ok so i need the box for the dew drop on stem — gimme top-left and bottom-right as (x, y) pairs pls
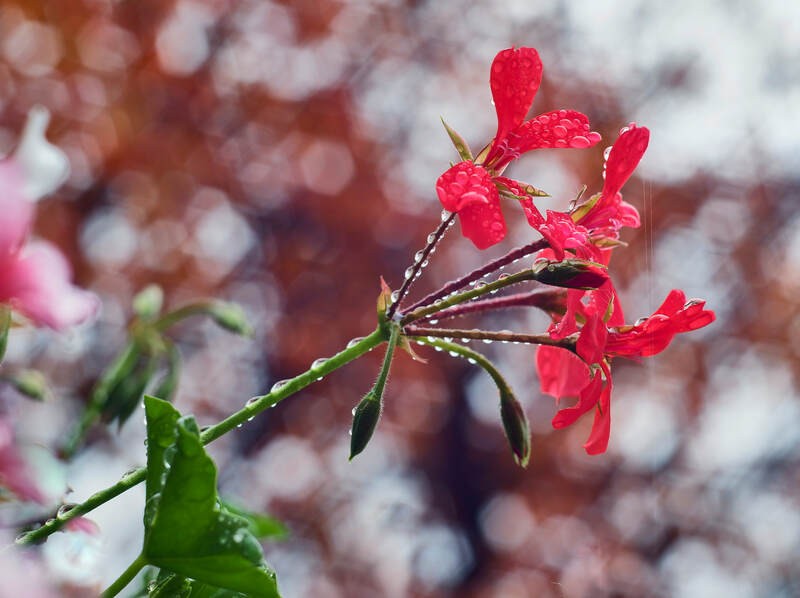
(311, 357), (328, 369)
(271, 379), (290, 393)
(347, 336), (365, 348)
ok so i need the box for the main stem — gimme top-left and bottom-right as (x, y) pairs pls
(101, 552), (147, 597)
(16, 327), (386, 546)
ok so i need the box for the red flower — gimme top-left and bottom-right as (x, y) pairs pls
(537, 286), (714, 454)
(574, 124), (649, 240)
(436, 47), (601, 249)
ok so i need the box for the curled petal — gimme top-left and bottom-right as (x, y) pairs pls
(551, 370), (603, 429)
(507, 110), (602, 156)
(436, 162), (506, 249)
(0, 161), (33, 257)
(489, 47), (543, 160)
(0, 241), (99, 330)
(436, 162), (495, 212)
(601, 124), (649, 200)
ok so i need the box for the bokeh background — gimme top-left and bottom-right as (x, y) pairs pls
(1, 1), (799, 596)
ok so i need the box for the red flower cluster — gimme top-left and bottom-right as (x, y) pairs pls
(436, 47), (601, 250)
(435, 47), (715, 454)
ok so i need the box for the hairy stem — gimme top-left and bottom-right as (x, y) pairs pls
(406, 326), (577, 349)
(387, 212), (456, 320)
(400, 269), (536, 325)
(419, 289), (564, 323)
(16, 327), (386, 546)
(403, 239), (548, 313)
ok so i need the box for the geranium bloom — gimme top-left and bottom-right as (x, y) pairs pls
(436, 47), (601, 249)
(0, 108), (98, 330)
(523, 124), (650, 262)
(537, 287), (714, 454)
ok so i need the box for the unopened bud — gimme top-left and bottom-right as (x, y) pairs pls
(532, 259), (608, 290)
(499, 389), (531, 468)
(209, 302), (253, 337)
(132, 284), (164, 319)
(349, 391), (382, 460)
(8, 369), (50, 401)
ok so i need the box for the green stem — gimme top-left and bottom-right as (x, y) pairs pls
(413, 337), (510, 392)
(372, 324), (400, 398)
(400, 269), (535, 325)
(100, 552), (147, 597)
(17, 327), (386, 546)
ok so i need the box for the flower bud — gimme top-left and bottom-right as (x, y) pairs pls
(132, 284), (164, 320)
(7, 369), (50, 401)
(208, 301), (253, 337)
(500, 390), (531, 468)
(499, 389), (531, 468)
(349, 391), (382, 460)
(532, 259), (608, 290)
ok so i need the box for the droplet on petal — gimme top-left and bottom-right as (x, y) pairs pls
(569, 136), (591, 148)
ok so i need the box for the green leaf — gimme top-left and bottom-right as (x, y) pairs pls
(148, 572), (248, 598)
(219, 501), (288, 540)
(440, 118), (473, 162)
(142, 396), (280, 597)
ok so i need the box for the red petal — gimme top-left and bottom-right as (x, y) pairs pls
(507, 110), (601, 156)
(583, 375), (612, 454)
(537, 345), (592, 399)
(436, 162), (495, 212)
(551, 371), (603, 429)
(489, 47), (543, 158)
(456, 189), (507, 249)
(602, 124), (649, 199)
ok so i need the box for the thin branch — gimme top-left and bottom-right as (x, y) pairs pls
(387, 212), (456, 320)
(406, 326), (577, 350)
(420, 289), (565, 323)
(402, 238), (548, 313)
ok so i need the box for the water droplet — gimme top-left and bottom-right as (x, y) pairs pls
(467, 358), (477, 365)
(347, 336), (365, 348)
(404, 267), (415, 279)
(414, 250), (425, 262)
(603, 146), (613, 160)
(57, 504), (76, 518)
(427, 336), (436, 342)
(448, 350), (459, 357)
(415, 341), (425, 346)
(497, 273), (510, 281)
(271, 379), (290, 393)
(428, 319), (439, 325)
(475, 281), (487, 290)
(311, 357), (328, 369)
(441, 209), (452, 222)
(427, 233), (436, 243)
(460, 338), (471, 344)
(351, 406), (357, 415)
(421, 260), (429, 267)
(247, 416), (255, 422)
(434, 346), (443, 352)
(390, 291), (400, 302)
(246, 396), (259, 407)
(482, 339), (493, 344)
(236, 423), (243, 429)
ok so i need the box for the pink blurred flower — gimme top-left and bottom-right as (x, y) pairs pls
(0, 108), (98, 330)
(0, 417), (44, 503)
